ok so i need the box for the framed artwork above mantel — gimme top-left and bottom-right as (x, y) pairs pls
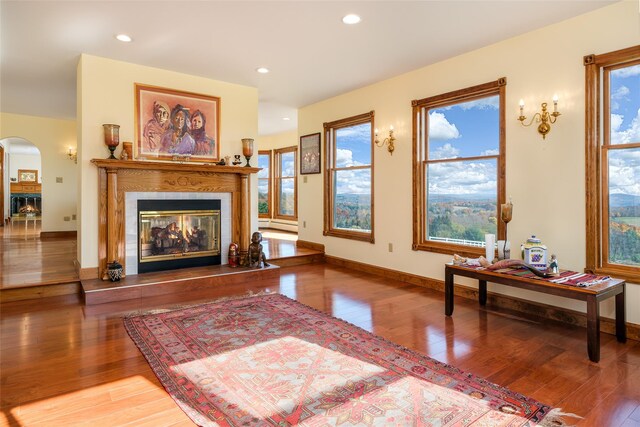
(134, 84), (221, 163)
(18, 169), (38, 183)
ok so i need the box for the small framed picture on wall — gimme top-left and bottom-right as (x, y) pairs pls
(299, 132), (321, 175)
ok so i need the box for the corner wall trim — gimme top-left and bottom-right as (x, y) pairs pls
(325, 255), (639, 342)
(296, 240), (325, 252)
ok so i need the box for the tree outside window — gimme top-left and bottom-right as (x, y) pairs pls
(323, 111), (375, 243)
(258, 150), (271, 218)
(585, 46), (640, 282)
(274, 146), (297, 220)
(412, 79), (506, 257)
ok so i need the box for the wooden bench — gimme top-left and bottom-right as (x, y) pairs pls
(444, 263), (626, 362)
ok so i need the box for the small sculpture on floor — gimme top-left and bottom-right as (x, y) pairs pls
(228, 242), (239, 268)
(248, 231), (269, 268)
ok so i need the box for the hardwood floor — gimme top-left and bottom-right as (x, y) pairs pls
(1, 263), (639, 426)
(0, 226), (301, 290)
(0, 219), (78, 289)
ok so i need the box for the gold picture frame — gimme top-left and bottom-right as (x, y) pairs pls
(135, 83), (221, 162)
(18, 169), (38, 182)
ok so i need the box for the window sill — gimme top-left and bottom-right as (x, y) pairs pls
(273, 214), (297, 221)
(412, 241), (491, 260)
(587, 266), (640, 284)
(324, 229), (374, 243)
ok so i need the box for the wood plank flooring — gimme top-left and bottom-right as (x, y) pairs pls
(0, 220), (78, 289)
(1, 263), (639, 426)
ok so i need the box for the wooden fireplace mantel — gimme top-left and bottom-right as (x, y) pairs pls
(92, 159), (260, 280)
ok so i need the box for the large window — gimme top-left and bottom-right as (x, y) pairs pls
(274, 146), (297, 220)
(323, 111), (374, 242)
(258, 150), (271, 218)
(585, 46), (640, 281)
(412, 78), (506, 257)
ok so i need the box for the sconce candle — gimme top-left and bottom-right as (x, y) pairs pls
(103, 124), (120, 159)
(67, 147), (78, 164)
(241, 138), (254, 167)
(517, 97), (561, 140)
(374, 126), (396, 155)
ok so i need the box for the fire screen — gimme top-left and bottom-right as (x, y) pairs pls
(139, 209), (220, 263)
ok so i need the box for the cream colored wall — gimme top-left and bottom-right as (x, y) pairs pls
(298, 1), (640, 324)
(258, 130), (299, 231)
(8, 153), (41, 181)
(77, 54), (259, 270)
(0, 113), (78, 231)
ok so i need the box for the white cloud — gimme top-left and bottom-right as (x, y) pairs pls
(609, 148), (640, 196)
(336, 148), (365, 167)
(613, 64), (640, 78)
(481, 149), (499, 156)
(431, 143), (460, 160)
(611, 108), (640, 145)
(429, 112), (460, 140)
(611, 86), (630, 111)
(335, 168), (371, 195)
(428, 161), (496, 195)
(612, 86), (630, 99)
(458, 96), (499, 110)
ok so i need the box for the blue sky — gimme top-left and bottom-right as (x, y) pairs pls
(427, 95), (499, 197)
(428, 95), (499, 160)
(333, 123), (372, 195)
(609, 64), (640, 197)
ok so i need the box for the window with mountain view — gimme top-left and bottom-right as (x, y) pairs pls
(323, 111), (374, 242)
(258, 150), (271, 218)
(274, 146), (297, 220)
(585, 47), (639, 281)
(412, 79), (506, 256)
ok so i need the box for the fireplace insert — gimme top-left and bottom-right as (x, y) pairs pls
(138, 199), (221, 273)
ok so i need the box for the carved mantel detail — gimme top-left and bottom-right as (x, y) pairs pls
(92, 159), (260, 280)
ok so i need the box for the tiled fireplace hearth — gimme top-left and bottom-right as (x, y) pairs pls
(92, 159), (260, 281)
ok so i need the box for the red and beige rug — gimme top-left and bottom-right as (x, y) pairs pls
(125, 293), (565, 426)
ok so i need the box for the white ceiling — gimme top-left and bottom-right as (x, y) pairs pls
(1, 1), (616, 136)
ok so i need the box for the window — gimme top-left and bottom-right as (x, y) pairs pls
(412, 78), (506, 257)
(258, 150), (271, 218)
(323, 111), (374, 242)
(585, 46), (640, 281)
(274, 146), (297, 220)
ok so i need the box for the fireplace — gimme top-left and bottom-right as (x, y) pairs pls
(137, 199), (221, 273)
(92, 159), (258, 281)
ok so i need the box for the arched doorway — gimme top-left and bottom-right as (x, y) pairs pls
(0, 137), (42, 237)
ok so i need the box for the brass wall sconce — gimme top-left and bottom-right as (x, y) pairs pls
(517, 96), (561, 139)
(67, 147), (77, 164)
(374, 126), (396, 155)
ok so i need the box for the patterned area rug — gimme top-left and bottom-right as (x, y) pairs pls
(125, 294), (564, 426)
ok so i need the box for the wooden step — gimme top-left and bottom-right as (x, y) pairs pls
(82, 264), (280, 305)
(270, 252), (325, 267)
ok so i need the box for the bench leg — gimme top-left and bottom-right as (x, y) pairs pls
(587, 295), (600, 363)
(445, 270), (454, 316)
(616, 284), (626, 343)
(478, 280), (487, 306)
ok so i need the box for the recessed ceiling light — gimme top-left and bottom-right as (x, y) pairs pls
(283, 117), (290, 121)
(256, 67), (270, 74)
(342, 14), (361, 25)
(116, 34), (132, 42)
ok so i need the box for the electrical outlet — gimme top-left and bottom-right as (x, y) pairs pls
(388, 243), (393, 252)
(64, 216), (70, 221)
(72, 214), (76, 220)
(303, 221), (306, 228)
(56, 177), (63, 183)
